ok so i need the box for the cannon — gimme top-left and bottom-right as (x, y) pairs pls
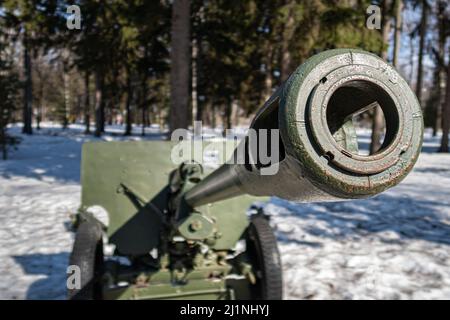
(68, 49), (423, 300)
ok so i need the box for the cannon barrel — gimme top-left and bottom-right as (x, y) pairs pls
(184, 49), (423, 208)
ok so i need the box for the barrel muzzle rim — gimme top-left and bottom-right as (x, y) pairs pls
(281, 48), (423, 198)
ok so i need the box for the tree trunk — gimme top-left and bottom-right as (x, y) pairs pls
(226, 99), (232, 130)
(408, 33), (415, 85)
(36, 82), (43, 130)
(415, 0), (428, 105)
(192, 37), (198, 131)
(94, 71), (104, 137)
(202, 102), (211, 127)
(141, 76), (148, 136)
(263, 43), (274, 103)
(1, 141), (6, 160)
(84, 72), (91, 134)
(1, 132), (6, 160)
(196, 102), (203, 124)
(124, 70), (133, 136)
(392, 0), (403, 68)
(35, 67), (43, 131)
(36, 87), (42, 130)
(370, 0), (392, 154)
(1, 124), (6, 160)
(196, 27), (206, 124)
(280, 2), (295, 82)
(36, 110), (41, 130)
(439, 56), (450, 153)
(432, 67), (443, 137)
(63, 69), (70, 129)
(106, 96), (113, 126)
(211, 103), (216, 129)
(231, 100), (239, 127)
(141, 107), (146, 136)
(222, 99), (232, 136)
(433, 0), (446, 137)
(169, 0), (191, 135)
(22, 31), (33, 135)
(159, 106), (165, 130)
(146, 107), (151, 126)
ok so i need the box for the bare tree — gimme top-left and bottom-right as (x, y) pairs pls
(431, 0), (447, 136)
(415, 0), (429, 105)
(393, 0), (403, 67)
(439, 56), (450, 153)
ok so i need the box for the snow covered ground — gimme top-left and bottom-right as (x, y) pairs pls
(0, 123), (449, 300)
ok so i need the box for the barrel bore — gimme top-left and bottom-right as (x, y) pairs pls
(325, 80), (399, 156)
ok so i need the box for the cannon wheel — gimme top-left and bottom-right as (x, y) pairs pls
(67, 220), (104, 300)
(246, 214), (283, 300)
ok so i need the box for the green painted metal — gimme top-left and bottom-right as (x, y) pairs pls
(81, 141), (171, 255)
(177, 212), (215, 241)
(195, 196), (261, 251)
(80, 140), (258, 255)
(102, 266), (235, 300)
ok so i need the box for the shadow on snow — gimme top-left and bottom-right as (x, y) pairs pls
(13, 252), (69, 300)
(271, 193), (450, 246)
